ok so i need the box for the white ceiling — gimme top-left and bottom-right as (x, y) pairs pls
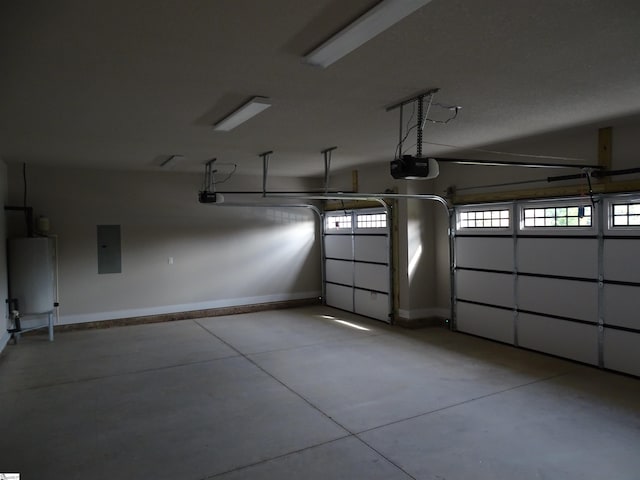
(1, 0), (640, 177)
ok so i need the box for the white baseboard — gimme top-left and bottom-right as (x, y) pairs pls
(398, 307), (450, 320)
(58, 291), (321, 325)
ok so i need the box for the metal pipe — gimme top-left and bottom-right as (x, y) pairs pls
(216, 190), (356, 195)
(450, 164), (640, 193)
(4, 206), (34, 237)
(546, 172), (587, 183)
(455, 177), (554, 192)
(209, 201), (321, 217)
(435, 157), (603, 170)
(264, 192), (450, 213)
(592, 166), (640, 178)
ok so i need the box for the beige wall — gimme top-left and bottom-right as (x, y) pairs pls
(6, 165), (321, 324)
(401, 181), (450, 320)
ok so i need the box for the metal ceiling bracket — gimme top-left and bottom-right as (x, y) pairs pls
(203, 158), (217, 193)
(322, 146), (338, 194)
(260, 151), (273, 197)
(388, 88), (439, 160)
(386, 88), (440, 112)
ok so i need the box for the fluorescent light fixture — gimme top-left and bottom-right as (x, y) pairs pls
(160, 155), (184, 169)
(304, 0), (433, 68)
(214, 97), (271, 131)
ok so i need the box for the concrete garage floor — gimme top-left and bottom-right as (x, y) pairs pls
(1, 306), (639, 479)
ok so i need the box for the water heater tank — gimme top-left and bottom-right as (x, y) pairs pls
(8, 237), (55, 314)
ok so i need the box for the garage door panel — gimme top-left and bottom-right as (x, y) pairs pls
(456, 270), (513, 307)
(456, 237), (513, 271)
(325, 283), (353, 312)
(518, 277), (598, 323)
(325, 235), (352, 260)
(604, 239), (640, 283)
(354, 263), (388, 293)
(456, 302), (514, 344)
(518, 238), (597, 278)
(603, 284), (640, 330)
(454, 199), (640, 378)
(324, 209), (390, 323)
(325, 259), (353, 286)
(354, 236), (387, 263)
(518, 313), (598, 365)
(354, 290), (389, 322)
(603, 329), (640, 377)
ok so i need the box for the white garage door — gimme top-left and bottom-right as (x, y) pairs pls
(453, 195), (640, 377)
(324, 208), (391, 323)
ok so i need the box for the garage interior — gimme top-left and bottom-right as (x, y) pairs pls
(1, 1), (640, 479)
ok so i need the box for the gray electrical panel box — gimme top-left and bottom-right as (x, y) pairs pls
(97, 225), (122, 274)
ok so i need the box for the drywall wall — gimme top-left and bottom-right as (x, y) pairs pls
(401, 181), (450, 321)
(5, 165), (321, 324)
(0, 160), (9, 350)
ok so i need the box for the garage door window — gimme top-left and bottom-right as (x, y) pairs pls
(523, 205), (592, 228)
(612, 202), (640, 227)
(357, 213), (387, 229)
(457, 209), (510, 229)
(326, 215), (351, 230)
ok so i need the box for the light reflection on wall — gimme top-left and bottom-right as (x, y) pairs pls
(407, 219), (423, 282)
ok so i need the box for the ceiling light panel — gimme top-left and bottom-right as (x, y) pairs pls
(214, 97), (271, 131)
(305, 0), (434, 68)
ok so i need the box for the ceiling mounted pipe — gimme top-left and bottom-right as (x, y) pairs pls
(264, 192), (451, 213)
(434, 157), (603, 170)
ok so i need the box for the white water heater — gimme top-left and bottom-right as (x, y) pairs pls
(8, 237), (56, 314)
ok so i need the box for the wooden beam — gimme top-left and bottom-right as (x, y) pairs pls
(352, 170), (359, 193)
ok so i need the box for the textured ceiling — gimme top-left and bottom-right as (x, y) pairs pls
(1, 0), (640, 177)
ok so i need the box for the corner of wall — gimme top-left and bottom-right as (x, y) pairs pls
(0, 159), (9, 353)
